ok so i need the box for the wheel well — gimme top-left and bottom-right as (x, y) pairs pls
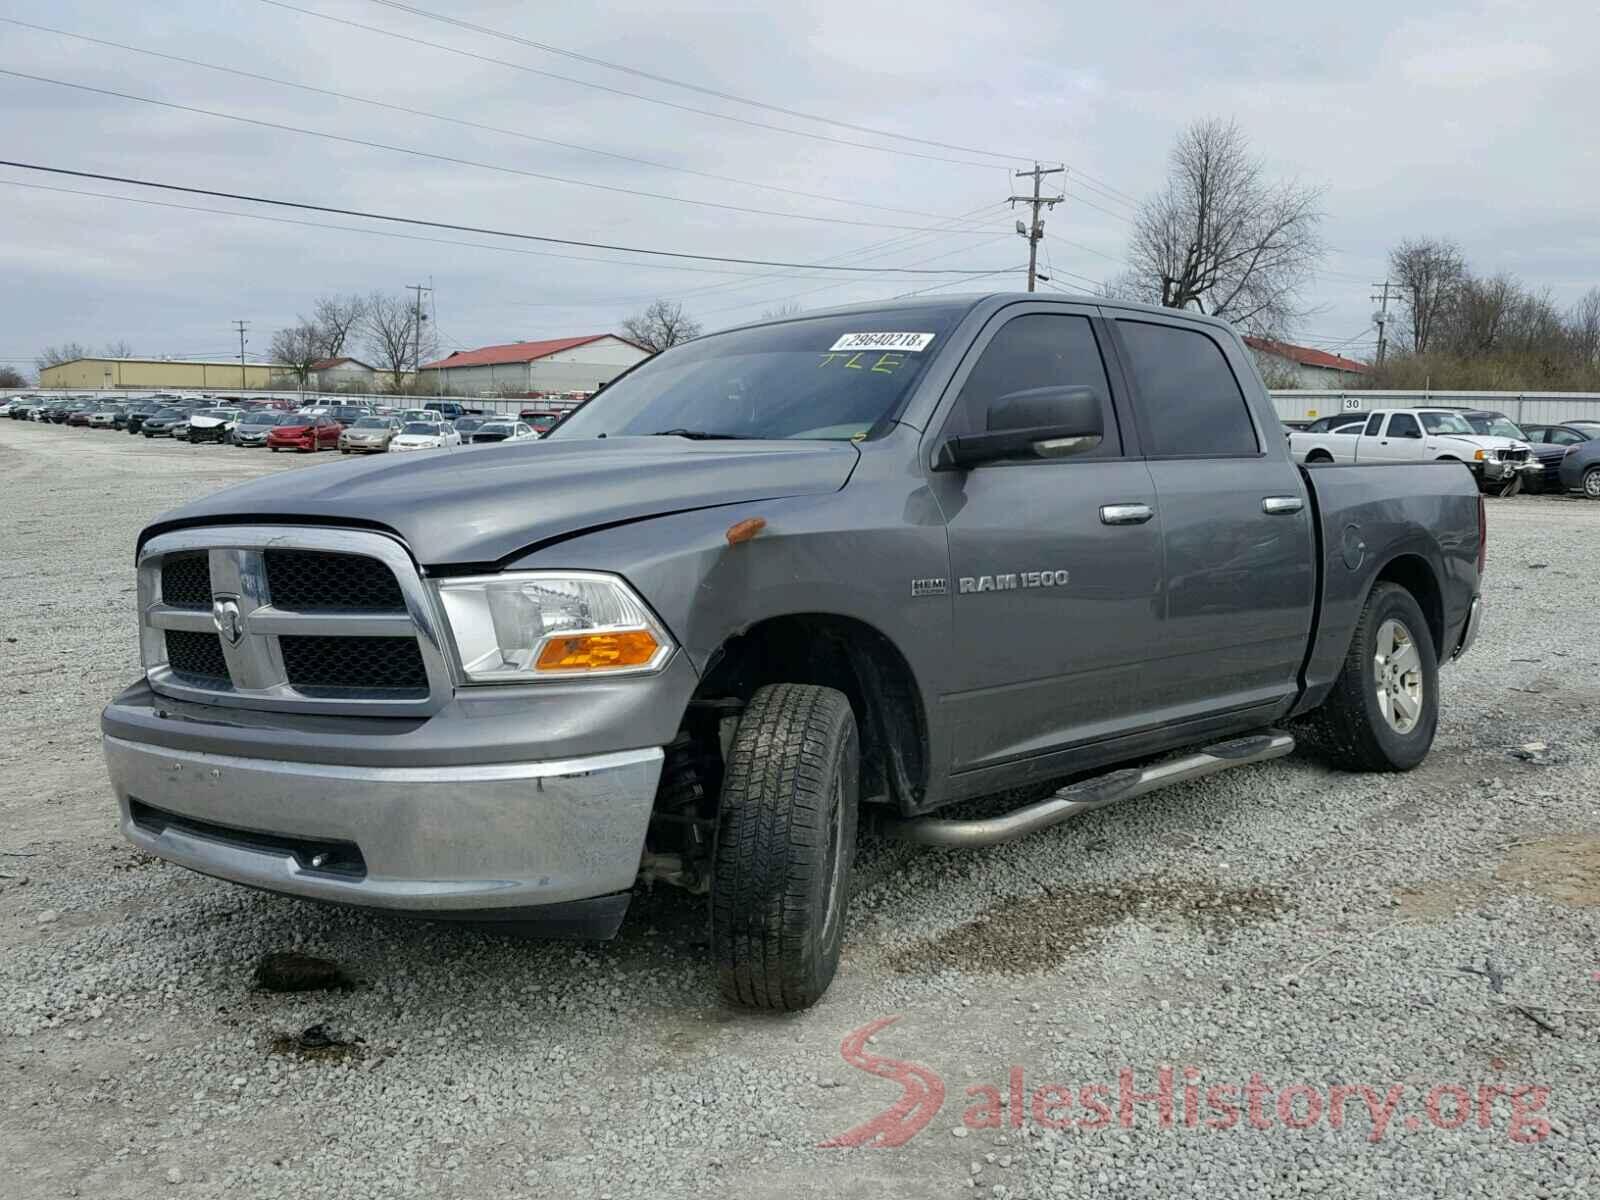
(695, 615), (929, 809)
(1305, 450), (1333, 463)
(1374, 555), (1444, 656)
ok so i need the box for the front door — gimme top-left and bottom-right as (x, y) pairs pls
(927, 305), (1165, 773)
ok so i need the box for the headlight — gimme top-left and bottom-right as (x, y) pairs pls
(433, 571), (673, 683)
(1473, 449), (1487, 461)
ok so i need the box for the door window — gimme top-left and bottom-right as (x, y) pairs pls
(1117, 321), (1258, 456)
(946, 313), (1120, 458)
(1549, 429), (1584, 446)
(1364, 413), (1385, 436)
(1387, 413), (1423, 439)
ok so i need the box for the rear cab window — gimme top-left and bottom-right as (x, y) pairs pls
(1115, 320), (1258, 457)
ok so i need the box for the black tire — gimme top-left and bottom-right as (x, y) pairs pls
(1584, 467), (1600, 500)
(1296, 582), (1438, 772)
(712, 683), (859, 1012)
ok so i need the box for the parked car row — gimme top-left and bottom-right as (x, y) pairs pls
(3, 394), (547, 456)
(1286, 405), (1600, 498)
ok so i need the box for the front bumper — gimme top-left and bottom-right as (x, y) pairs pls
(1474, 457), (1541, 483)
(105, 735), (664, 919)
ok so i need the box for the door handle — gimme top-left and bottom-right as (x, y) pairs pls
(1262, 496), (1304, 515)
(1100, 503), (1154, 525)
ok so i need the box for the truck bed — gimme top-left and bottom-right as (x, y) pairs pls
(1293, 459), (1482, 715)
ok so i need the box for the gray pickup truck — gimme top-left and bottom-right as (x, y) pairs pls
(102, 294), (1485, 1010)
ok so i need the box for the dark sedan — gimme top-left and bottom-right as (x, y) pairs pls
(1521, 425), (1593, 491)
(121, 402), (164, 433)
(1557, 433), (1600, 499)
(140, 408), (191, 438)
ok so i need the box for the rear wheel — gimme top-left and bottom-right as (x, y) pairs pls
(711, 683), (859, 1012)
(1295, 582), (1438, 772)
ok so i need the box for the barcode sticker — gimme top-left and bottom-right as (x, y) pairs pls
(827, 332), (936, 353)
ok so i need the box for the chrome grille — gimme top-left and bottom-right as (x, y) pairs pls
(137, 526), (452, 715)
(160, 554), (212, 609)
(264, 550), (405, 612)
(279, 635), (428, 694)
(165, 629), (229, 684)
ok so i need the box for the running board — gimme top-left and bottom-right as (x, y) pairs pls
(880, 730), (1296, 848)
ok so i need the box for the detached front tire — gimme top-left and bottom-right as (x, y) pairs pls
(1297, 582), (1438, 772)
(712, 683), (859, 1012)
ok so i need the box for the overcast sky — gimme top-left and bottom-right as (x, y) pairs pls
(3, 0), (1596, 372)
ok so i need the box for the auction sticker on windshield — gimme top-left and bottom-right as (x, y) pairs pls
(828, 332), (937, 353)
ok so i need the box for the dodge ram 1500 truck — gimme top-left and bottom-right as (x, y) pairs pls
(103, 294), (1485, 1011)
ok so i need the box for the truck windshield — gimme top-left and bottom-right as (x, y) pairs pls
(1466, 414), (1526, 439)
(550, 308), (965, 442)
(1419, 412), (1475, 435)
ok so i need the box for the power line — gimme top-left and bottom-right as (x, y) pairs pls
(362, 0), (1141, 204)
(258, 0), (1001, 171)
(0, 161), (1022, 275)
(893, 265), (1028, 300)
(0, 17), (1004, 229)
(0, 69), (1011, 236)
(364, 0), (1035, 168)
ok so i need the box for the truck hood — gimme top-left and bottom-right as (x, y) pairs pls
(1429, 433), (1527, 453)
(141, 436), (860, 565)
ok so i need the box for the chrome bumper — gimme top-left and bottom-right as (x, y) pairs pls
(1453, 596), (1484, 660)
(104, 736), (663, 912)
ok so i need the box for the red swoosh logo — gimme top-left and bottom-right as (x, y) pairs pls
(818, 1015), (945, 1148)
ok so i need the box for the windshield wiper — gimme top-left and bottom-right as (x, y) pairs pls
(648, 429), (751, 440)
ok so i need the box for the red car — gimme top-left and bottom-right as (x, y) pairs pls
(267, 414), (342, 452)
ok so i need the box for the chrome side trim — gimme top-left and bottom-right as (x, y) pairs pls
(138, 524), (456, 716)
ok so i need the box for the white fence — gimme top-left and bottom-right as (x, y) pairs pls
(10, 387), (1600, 430)
(1269, 390), (1600, 427)
(0, 389), (574, 419)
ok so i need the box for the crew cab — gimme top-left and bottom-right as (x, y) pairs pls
(102, 295), (1485, 1011)
(1289, 407), (1539, 495)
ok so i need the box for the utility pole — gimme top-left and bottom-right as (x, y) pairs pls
(1010, 163), (1065, 292)
(232, 320), (249, 390)
(406, 283), (431, 394)
(1370, 281), (1400, 367)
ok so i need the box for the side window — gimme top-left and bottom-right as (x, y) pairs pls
(1387, 413), (1422, 439)
(948, 313), (1120, 459)
(1364, 413), (1385, 436)
(1117, 321), (1258, 456)
(1550, 429), (1581, 446)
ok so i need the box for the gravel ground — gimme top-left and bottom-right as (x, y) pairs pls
(2, 417), (1599, 1199)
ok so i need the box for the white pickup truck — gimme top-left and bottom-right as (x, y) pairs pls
(1288, 407), (1539, 495)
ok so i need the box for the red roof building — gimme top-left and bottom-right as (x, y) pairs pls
(418, 334), (650, 397)
(1244, 336), (1371, 386)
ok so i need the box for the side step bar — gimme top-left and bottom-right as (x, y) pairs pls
(880, 730), (1296, 848)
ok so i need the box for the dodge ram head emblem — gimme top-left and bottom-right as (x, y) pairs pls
(211, 597), (244, 647)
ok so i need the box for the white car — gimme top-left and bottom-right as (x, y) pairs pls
(186, 408), (243, 444)
(389, 421), (462, 452)
(396, 408), (444, 425)
(466, 420), (538, 445)
(1289, 407), (1540, 495)
(87, 404), (126, 428)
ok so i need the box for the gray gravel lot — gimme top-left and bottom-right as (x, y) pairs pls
(2, 417), (1599, 1198)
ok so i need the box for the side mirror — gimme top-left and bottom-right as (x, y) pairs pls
(934, 385), (1104, 471)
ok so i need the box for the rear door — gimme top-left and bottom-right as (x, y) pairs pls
(1108, 315), (1315, 720)
(927, 303), (1165, 772)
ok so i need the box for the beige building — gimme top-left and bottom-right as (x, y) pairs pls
(39, 358), (284, 391)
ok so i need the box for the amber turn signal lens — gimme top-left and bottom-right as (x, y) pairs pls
(535, 629), (660, 671)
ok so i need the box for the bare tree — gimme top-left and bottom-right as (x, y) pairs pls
(37, 342), (90, 370)
(1388, 237), (1464, 354)
(621, 299), (702, 353)
(1569, 287), (1600, 368)
(360, 291), (436, 393)
(313, 293), (369, 359)
(101, 339), (136, 359)
(1126, 118), (1325, 335)
(760, 302), (804, 320)
(270, 322), (326, 388)
(0, 365), (26, 389)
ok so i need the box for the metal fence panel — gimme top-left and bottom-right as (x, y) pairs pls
(1270, 390), (1600, 427)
